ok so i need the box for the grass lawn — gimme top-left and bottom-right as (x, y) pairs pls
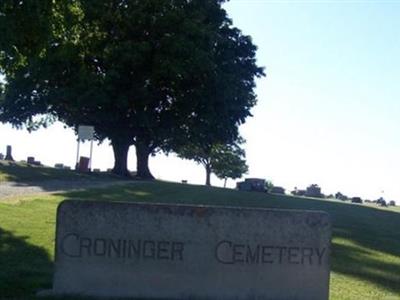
(1, 177), (400, 299)
(0, 160), (122, 183)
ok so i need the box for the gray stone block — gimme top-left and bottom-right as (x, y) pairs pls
(52, 201), (331, 300)
(5, 145), (14, 161)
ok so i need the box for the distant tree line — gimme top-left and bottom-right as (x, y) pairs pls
(236, 179), (397, 207)
(290, 185), (396, 207)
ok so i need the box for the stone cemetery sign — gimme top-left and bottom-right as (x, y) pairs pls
(52, 200), (331, 300)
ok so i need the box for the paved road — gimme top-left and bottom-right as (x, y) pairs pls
(0, 179), (129, 199)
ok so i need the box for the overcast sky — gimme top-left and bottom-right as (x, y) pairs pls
(1, 0), (400, 202)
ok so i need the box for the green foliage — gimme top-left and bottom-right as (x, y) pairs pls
(265, 180), (274, 191)
(177, 142), (248, 185)
(0, 0), (264, 177)
(0, 79), (4, 104)
(212, 144), (248, 181)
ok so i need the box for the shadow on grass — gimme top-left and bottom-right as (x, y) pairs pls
(332, 241), (400, 294)
(0, 161), (128, 193)
(0, 227), (53, 298)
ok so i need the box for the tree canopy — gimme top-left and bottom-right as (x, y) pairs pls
(212, 144), (248, 187)
(178, 142), (247, 186)
(0, 0), (264, 178)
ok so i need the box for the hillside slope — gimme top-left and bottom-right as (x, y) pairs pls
(0, 172), (399, 299)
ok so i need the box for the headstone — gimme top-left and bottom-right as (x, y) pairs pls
(55, 163), (64, 169)
(33, 160), (41, 166)
(0, 153), (4, 160)
(27, 156), (35, 164)
(244, 178), (266, 192)
(236, 181), (252, 191)
(5, 145), (14, 161)
(78, 156), (90, 172)
(270, 186), (286, 194)
(51, 201), (332, 300)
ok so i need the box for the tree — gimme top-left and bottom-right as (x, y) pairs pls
(178, 142), (247, 186)
(0, 0), (264, 178)
(335, 192), (348, 201)
(305, 184), (323, 198)
(265, 180), (274, 192)
(212, 144), (248, 187)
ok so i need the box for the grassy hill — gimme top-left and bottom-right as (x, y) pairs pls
(0, 164), (399, 299)
(0, 160), (122, 182)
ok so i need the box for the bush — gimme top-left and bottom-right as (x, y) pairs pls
(335, 192), (348, 201)
(305, 184), (323, 198)
(376, 198), (387, 207)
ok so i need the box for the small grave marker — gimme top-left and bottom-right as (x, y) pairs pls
(5, 145), (14, 161)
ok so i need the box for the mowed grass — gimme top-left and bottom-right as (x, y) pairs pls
(0, 160), (121, 183)
(1, 179), (400, 299)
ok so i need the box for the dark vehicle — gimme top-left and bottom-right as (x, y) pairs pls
(351, 197), (363, 204)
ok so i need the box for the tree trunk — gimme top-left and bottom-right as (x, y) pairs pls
(135, 142), (155, 179)
(111, 140), (131, 177)
(205, 164), (211, 186)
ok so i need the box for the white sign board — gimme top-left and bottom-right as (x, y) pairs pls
(78, 125), (94, 140)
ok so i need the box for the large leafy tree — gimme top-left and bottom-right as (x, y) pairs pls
(0, 0), (264, 178)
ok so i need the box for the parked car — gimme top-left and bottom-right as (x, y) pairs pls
(351, 197), (363, 204)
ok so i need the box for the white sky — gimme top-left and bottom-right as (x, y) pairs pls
(1, 1), (400, 202)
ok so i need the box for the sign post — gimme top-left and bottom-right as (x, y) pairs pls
(76, 125), (95, 171)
